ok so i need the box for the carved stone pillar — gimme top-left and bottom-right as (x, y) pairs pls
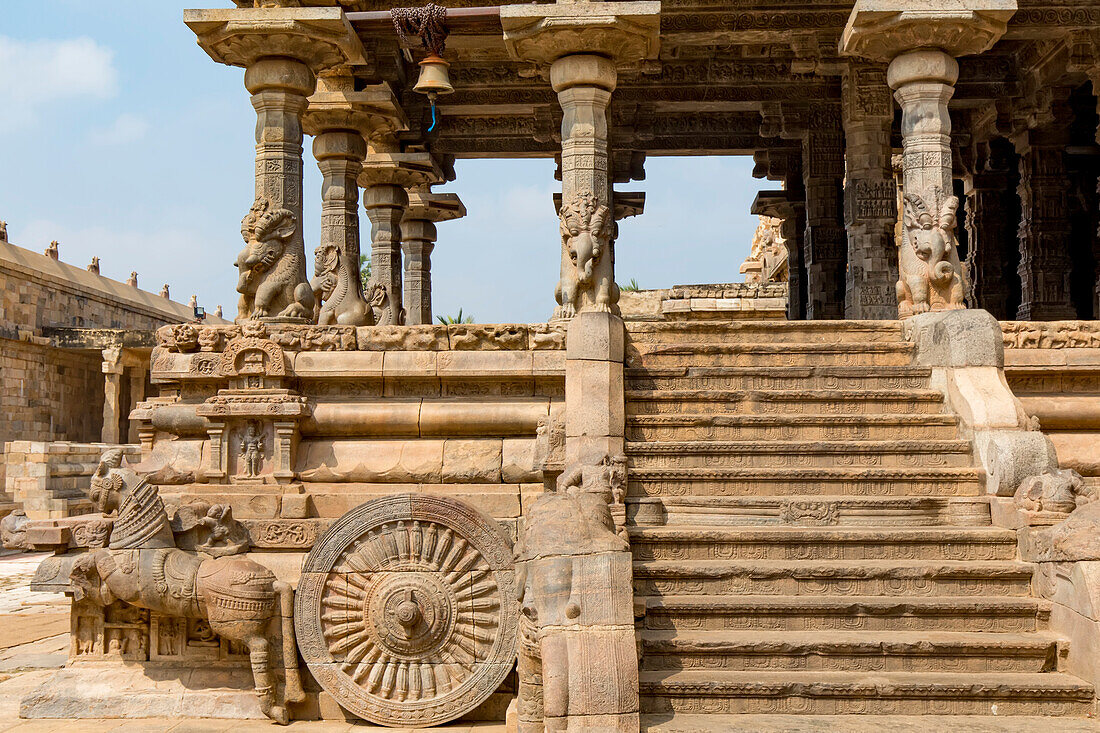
(842, 62), (899, 319)
(100, 348), (123, 444)
(126, 365), (146, 444)
(1015, 110), (1077, 320)
(802, 107), (847, 320)
(304, 78), (407, 326)
(186, 6), (364, 321)
(964, 143), (1018, 319)
(752, 189), (804, 320)
(360, 153), (443, 326)
(841, 0), (1016, 318)
(402, 191), (466, 325)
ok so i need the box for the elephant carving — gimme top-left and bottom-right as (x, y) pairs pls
(236, 199), (315, 322)
(897, 189), (967, 317)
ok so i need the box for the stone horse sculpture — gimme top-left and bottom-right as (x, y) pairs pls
(68, 450), (303, 723)
(897, 189), (967, 317)
(310, 242), (373, 326)
(236, 198), (315, 322)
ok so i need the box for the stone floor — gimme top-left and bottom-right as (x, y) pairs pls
(1, 550), (1099, 731)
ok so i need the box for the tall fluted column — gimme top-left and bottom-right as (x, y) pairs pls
(841, 0), (1016, 318)
(802, 106), (847, 320)
(402, 191), (466, 325)
(842, 62), (898, 319)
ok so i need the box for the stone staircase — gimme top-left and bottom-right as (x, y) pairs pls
(623, 321), (1095, 721)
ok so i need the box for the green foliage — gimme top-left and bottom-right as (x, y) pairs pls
(619, 278), (641, 292)
(437, 308), (475, 325)
(359, 255), (371, 289)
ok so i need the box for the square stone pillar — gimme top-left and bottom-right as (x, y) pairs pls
(126, 365), (146, 444)
(186, 6), (365, 322)
(964, 141), (1019, 319)
(100, 347), (124, 444)
(802, 106), (847, 320)
(359, 153), (444, 326)
(842, 61), (899, 319)
(841, 0), (1017, 318)
(1014, 98), (1077, 320)
(402, 191), (466, 325)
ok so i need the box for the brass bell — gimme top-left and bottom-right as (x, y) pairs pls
(413, 53), (454, 99)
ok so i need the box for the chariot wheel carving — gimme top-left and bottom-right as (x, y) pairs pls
(295, 494), (518, 727)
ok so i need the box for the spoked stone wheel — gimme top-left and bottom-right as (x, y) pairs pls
(295, 494), (518, 727)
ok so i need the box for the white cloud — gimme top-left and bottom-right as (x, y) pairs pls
(89, 113), (149, 145)
(0, 35), (117, 130)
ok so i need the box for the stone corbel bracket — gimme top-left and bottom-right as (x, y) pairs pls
(906, 309), (1058, 498)
(358, 152), (445, 190)
(185, 6), (366, 72)
(840, 0), (1018, 62)
(303, 82), (409, 139)
(500, 1), (661, 66)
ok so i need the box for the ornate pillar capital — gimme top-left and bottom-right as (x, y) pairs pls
(840, 1), (1016, 64)
(500, 1), (660, 68)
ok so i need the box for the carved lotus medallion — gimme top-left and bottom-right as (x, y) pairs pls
(295, 494), (518, 727)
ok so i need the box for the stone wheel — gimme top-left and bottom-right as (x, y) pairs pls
(295, 494), (518, 727)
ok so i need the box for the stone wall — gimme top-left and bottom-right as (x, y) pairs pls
(0, 238), (208, 505)
(1003, 321), (1100, 479)
(3, 441), (141, 519)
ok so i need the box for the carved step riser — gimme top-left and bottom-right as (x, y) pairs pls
(627, 480), (984, 498)
(627, 401), (945, 416)
(629, 353), (915, 368)
(628, 454), (973, 470)
(640, 652), (1057, 674)
(631, 542), (1016, 563)
(626, 424), (959, 442)
(625, 331), (907, 346)
(637, 695), (1092, 717)
(634, 577), (1032, 598)
(626, 376), (931, 391)
(644, 611), (1047, 634)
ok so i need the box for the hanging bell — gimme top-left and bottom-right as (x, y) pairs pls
(413, 53), (454, 98)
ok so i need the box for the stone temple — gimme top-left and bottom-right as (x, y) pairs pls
(6, 0), (1100, 730)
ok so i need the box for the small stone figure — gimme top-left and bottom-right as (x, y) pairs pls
(556, 190), (614, 319)
(236, 198), (314, 321)
(160, 284), (170, 298)
(214, 305), (223, 319)
(87, 257), (100, 274)
(1, 509), (29, 550)
(196, 504), (249, 558)
(310, 242), (372, 326)
(0, 221), (7, 242)
(239, 421), (265, 478)
(45, 241), (59, 260)
(127, 271), (138, 287)
(897, 189), (967, 317)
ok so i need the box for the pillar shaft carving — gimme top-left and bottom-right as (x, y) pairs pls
(843, 62), (898, 319)
(401, 191), (465, 326)
(965, 166), (1016, 319)
(841, 1), (1015, 319)
(802, 106), (847, 320)
(1016, 125), (1076, 320)
(359, 154), (445, 327)
(552, 55), (618, 320)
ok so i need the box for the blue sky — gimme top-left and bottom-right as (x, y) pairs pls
(1, 1), (761, 323)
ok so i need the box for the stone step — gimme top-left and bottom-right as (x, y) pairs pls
(643, 595), (1052, 634)
(626, 440), (973, 470)
(626, 414), (960, 442)
(625, 389), (945, 416)
(638, 670), (1094, 716)
(625, 366), (932, 392)
(628, 526), (1018, 562)
(626, 343), (915, 369)
(625, 320), (907, 345)
(639, 630), (1065, 674)
(627, 467), (985, 499)
(641, 714), (1099, 733)
(632, 559), (1035, 598)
